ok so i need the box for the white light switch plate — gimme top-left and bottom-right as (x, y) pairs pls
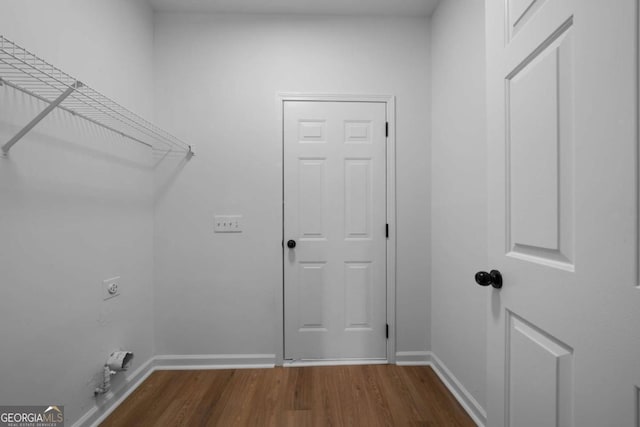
(214, 215), (243, 233)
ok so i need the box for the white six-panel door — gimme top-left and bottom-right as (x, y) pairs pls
(283, 101), (387, 361)
(486, 0), (640, 426)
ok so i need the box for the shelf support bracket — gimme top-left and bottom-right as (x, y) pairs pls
(2, 81), (82, 156)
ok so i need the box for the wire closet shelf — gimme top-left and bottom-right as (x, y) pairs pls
(0, 35), (192, 156)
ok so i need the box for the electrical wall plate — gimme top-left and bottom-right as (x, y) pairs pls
(102, 276), (121, 300)
(214, 215), (243, 233)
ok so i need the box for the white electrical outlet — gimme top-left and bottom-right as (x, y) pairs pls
(214, 215), (243, 233)
(102, 276), (121, 300)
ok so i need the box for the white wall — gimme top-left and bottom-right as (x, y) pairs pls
(153, 13), (432, 358)
(430, 0), (487, 414)
(0, 1), (155, 425)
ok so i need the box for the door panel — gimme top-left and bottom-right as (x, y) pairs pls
(298, 159), (326, 238)
(344, 262), (373, 330)
(486, 0), (640, 426)
(297, 262), (327, 331)
(506, 20), (574, 269)
(508, 0), (549, 39)
(284, 101), (387, 361)
(345, 159), (373, 239)
(507, 312), (573, 427)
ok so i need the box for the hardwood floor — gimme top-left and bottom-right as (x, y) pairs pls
(101, 365), (476, 426)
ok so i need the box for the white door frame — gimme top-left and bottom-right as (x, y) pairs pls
(276, 93), (397, 366)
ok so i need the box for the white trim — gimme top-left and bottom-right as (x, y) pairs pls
(276, 92), (397, 365)
(72, 354), (276, 426)
(385, 96), (397, 364)
(154, 353), (276, 370)
(277, 92), (396, 106)
(283, 359), (388, 367)
(506, 251), (575, 272)
(395, 351), (431, 365)
(72, 351), (485, 427)
(393, 352), (486, 426)
(429, 352), (487, 427)
(72, 356), (156, 427)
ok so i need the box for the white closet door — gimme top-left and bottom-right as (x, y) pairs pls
(283, 101), (387, 362)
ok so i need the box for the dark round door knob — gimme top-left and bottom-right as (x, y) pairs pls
(475, 270), (502, 289)
(287, 239), (296, 249)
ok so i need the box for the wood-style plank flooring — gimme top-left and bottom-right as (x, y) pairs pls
(101, 365), (476, 426)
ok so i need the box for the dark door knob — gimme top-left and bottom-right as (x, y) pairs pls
(287, 239), (296, 249)
(475, 270), (502, 289)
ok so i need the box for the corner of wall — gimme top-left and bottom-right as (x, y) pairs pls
(428, 0), (488, 417)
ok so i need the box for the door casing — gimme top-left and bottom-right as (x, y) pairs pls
(276, 93), (397, 366)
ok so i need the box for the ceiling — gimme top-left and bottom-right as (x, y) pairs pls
(147, 0), (442, 17)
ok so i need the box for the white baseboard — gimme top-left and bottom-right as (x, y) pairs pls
(428, 352), (487, 427)
(283, 359), (387, 367)
(73, 352), (484, 427)
(73, 353), (276, 427)
(394, 351), (486, 426)
(395, 351), (431, 365)
(154, 353), (276, 370)
(72, 357), (156, 427)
